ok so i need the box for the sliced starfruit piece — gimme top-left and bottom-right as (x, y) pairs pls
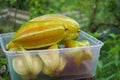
(65, 40), (83, 66)
(81, 50), (92, 60)
(30, 14), (80, 40)
(7, 20), (66, 49)
(78, 40), (92, 60)
(12, 52), (43, 79)
(65, 40), (92, 66)
(39, 44), (67, 77)
(78, 40), (90, 46)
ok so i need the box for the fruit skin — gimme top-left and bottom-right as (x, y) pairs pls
(6, 14), (80, 50)
(7, 20), (66, 49)
(6, 41), (21, 51)
(12, 53), (43, 79)
(78, 40), (92, 60)
(65, 40), (83, 66)
(78, 40), (90, 46)
(30, 14), (80, 40)
(39, 44), (67, 77)
(65, 40), (92, 66)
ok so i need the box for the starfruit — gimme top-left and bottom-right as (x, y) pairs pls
(65, 40), (83, 66)
(78, 40), (92, 60)
(6, 41), (21, 51)
(12, 52), (43, 79)
(6, 20), (66, 50)
(39, 44), (67, 77)
(65, 40), (92, 66)
(29, 14), (80, 40)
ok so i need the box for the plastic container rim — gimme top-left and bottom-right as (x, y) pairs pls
(0, 31), (104, 55)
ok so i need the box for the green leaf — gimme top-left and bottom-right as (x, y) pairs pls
(109, 33), (117, 39)
(106, 73), (120, 80)
(97, 60), (103, 69)
(10, 0), (17, 4)
(108, 45), (119, 54)
(114, 53), (119, 66)
(103, 61), (114, 68)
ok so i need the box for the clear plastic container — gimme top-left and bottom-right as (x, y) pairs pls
(0, 31), (103, 80)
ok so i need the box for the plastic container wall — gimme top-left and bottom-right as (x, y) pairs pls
(0, 31), (103, 80)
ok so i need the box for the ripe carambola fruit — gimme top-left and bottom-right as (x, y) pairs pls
(6, 14), (80, 50)
(6, 41), (21, 51)
(30, 14), (80, 40)
(65, 40), (83, 66)
(39, 44), (67, 77)
(78, 40), (92, 60)
(7, 20), (66, 49)
(12, 53), (43, 79)
(65, 40), (92, 66)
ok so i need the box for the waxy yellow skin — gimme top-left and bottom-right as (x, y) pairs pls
(12, 53), (43, 79)
(6, 20), (66, 50)
(6, 14), (80, 50)
(65, 40), (92, 66)
(39, 44), (67, 77)
(30, 14), (80, 40)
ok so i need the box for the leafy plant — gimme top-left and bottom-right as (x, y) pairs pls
(0, 77), (8, 80)
(0, 55), (8, 79)
(0, 0), (120, 80)
(96, 33), (120, 80)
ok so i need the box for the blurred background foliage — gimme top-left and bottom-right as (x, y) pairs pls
(0, 0), (120, 80)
